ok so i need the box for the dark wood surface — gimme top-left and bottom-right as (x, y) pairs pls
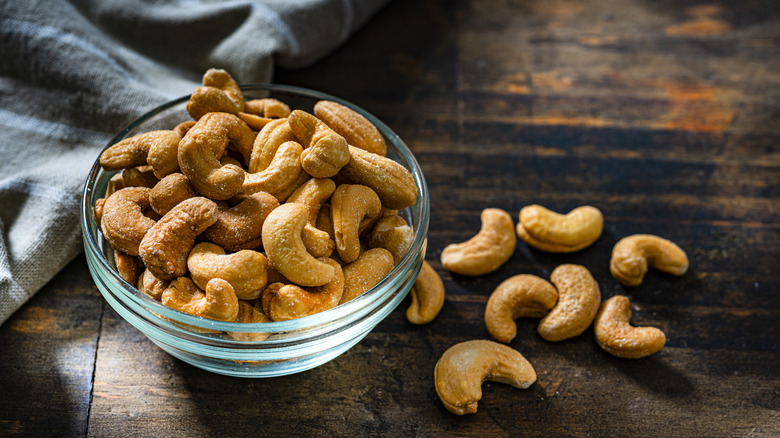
(2, 0), (779, 436)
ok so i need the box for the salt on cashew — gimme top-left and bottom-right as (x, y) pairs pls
(610, 234), (689, 287)
(245, 98), (291, 119)
(178, 112), (254, 200)
(300, 224), (336, 258)
(248, 118), (297, 173)
(99, 131), (181, 177)
(331, 184), (382, 264)
(516, 205), (603, 253)
(161, 277), (239, 322)
(226, 301), (272, 342)
(538, 264), (601, 342)
(484, 274), (558, 343)
(314, 100), (387, 156)
(288, 109), (351, 178)
(340, 145), (417, 210)
(286, 178), (337, 225)
(368, 214), (413, 264)
(242, 140), (308, 202)
(186, 68), (245, 119)
(138, 197), (219, 280)
(440, 208), (516, 276)
(203, 191), (279, 251)
(187, 242), (268, 300)
(149, 173), (196, 216)
(407, 261), (445, 325)
(261, 203), (335, 287)
(340, 248), (395, 304)
(114, 250), (142, 286)
(137, 268), (169, 301)
(434, 340), (537, 415)
(100, 187), (156, 256)
(594, 295), (666, 358)
(261, 258), (345, 321)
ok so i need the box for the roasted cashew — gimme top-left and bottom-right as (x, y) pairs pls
(300, 224), (336, 258)
(203, 68), (244, 111)
(434, 340), (537, 415)
(187, 242), (268, 300)
(261, 258), (344, 321)
(538, 264), (601, 341)
(121, 165), (159, 188)
(314, 100), (387, 156)
(186, 68), (245, 119)
(149, 173), (195, 216)
(138, 197), (219, 280)
(242, 140), (307, 201)
(485, 274), (558, 343)
(248, 118), (297, 173)
(407, 261), (445, 325)
(261, 203), (335, 287)
(237, 112), (272, 131)
(340, 145), (417, 210)
(203, 191), (279, 251)
(610, 234), (689, 287)
(137, 268), (169, 301)
(226, 301), (272, 342)
(594, 295), (666, 358)
(161, 277), (239, 322)
(440, 208), (516, 276)
(516, 205), (603, 253)
(178, 112), (254, 200)
(288, 109), (350, 178)
(100, 187), (156, 256)
(331, 184), (382, 264)
(100, 131), (181, 177)
(286, 178), (337, 225)
(368, 214), (413, 263)
(173, 120), (196, 138)
(114, 250), (142, 286)
(340, 248), (395, 304)
(245, 98), (291, 118)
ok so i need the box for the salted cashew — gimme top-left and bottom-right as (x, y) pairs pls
(173, 120), (196, 138)
(610, 234), (689, 287)
(114, 250), (142, 286)
(340, 145), (417, 210)
(137, 268), (169, 301)
(485, 274), (558, 343)
(538, 264), (601, 342)
(187, 242), (268, 300)
(368, 214), (413, 263)
(122, 165), (159, 188)
(286, 178), (337, 225)
(288, 109), (350, 178)
(440, 208), (516, 276)
(242, 140), (307, 201)
(516, 205), (603, 253)
(261, 203), (335, 287)
(138, 197), (219, 280)
(594, 295), (666, 358)
(203, 191), (279, 251)
(149, 173), (195, 216)
(226, 301), (272, 342)
(248, 118), (297, 173)
(407, 261), (445, 324)
(178, 112), (254, 200)
(237, 112), (272, 131)
(340, 248), (395, 304)
(161, 277), (239, 322)
(300, 224), (336, 258)
(434, 340), (537, 415)
(331, 184), (382, 264)
(314, 100), (387, 156)
(245, 98), (291, 118)
(100, 187), (156, 256)
(261, 258), (344, 321)
(186, 68), (245, 119)
(100, 130), (181, 178)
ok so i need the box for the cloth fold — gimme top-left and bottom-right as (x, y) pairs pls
(0, 0), (389, 325)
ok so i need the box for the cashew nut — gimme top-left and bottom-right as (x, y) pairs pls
(407, 261), (445, 325)
(203, 191), (279, 251)
(331, 184), (382, 264)
(237, 112), (272, 131)
(261, 258), (345, 321)
(594, 295), (666, 358)
(610, 234), (689, 287)
(245, 98), (291, 119)
(99, 131), (181, 178)
(121, 165), (159, 188)
(187, 242), (268, 300)
(300, 224), (336, 258)
(161, 277), (239, 322)
(286, 178), (337, 225)
(242, 140), (307, 201)
(100, 187), (156, 256)
(248, 118), (297, 173)
(173, 120), (196, 138)
(340, 248), (395, 304)
(202, 68), (244, 111)
(340, 145), (417, 210)
(516, 205), (603, 253)
(538, 264), (601, 341)
(137, 268), (169, 301)
(149, 173), (195, 216)
(186, 68), (245, 119)
(114, 250), (142, 286)
(440, 208), (516, 276)
(434, 340), (537, 415)
(261, 203), (335, 287)
(226, 301), (272, 342)
(138, 197), (219, 280)
(314, 100), (387, 156)
(288, 109), (351, 178)
(368, 214), (413, 263)
(484, 274), (558, 343)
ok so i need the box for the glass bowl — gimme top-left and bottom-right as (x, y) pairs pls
(81, 84), (429, 378)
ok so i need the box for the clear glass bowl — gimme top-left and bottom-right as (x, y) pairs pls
(81, 84), (429, 378)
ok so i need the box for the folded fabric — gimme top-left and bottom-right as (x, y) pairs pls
(0, 0), (389, 325)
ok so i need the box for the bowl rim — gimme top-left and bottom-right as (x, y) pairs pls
(81, 83), (430, 335)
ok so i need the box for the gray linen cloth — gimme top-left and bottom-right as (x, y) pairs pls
(0, 0), (389, 325)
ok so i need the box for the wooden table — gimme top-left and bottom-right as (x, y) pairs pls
(2, 0), (779, 436)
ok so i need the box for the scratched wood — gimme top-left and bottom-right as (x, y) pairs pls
(2, 0), (780, 436)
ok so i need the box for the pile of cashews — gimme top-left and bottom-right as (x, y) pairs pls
(94, 68), (424, 337)
(433, 205), (689, 415)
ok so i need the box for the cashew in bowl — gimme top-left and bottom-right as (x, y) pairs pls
(100, 187), (156, 256)
(594, 295), (666, 358)
(289, 109), (351, 178)
(286, 178), (337, 225)
(368, 214), (413, 264)
(203, 192), (279, 251)
(187, 242), (268, 300)
(245, 98), (291, 118)
(314, 100), (387, 156)
(434, 340), (537, 415)
(485, 274), (558, 343)
(186, 68), (245, 120)
(331, 184), (382, 264)
(610, 234), (689, 287)
(149, 173), (196, 216)
(248, 118), (297, 173)
(516, 204), (603, 253)
(226, 301), (273, 341)
(440, 208), (516, 276)
(340, 248), (395, 304)
(538, 264), (601, 342)
(242, 140), (308, 201)
(261, 258), (344, 321)
(161, 277), (239, 322)
(99, 130), (181, 178)
(340, 145), (417, 210)
(406, 261), (445, 325)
